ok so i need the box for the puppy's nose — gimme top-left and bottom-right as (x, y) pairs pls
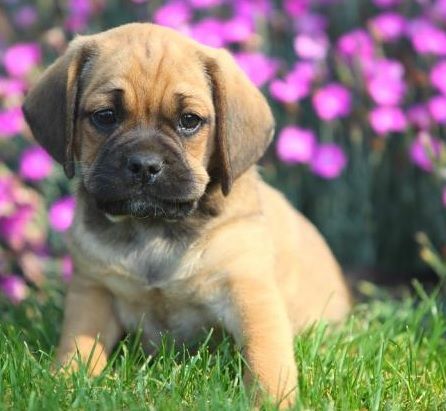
(127, 153), (164, 183)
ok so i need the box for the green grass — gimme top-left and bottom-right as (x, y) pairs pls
(1, 282), (446, 410)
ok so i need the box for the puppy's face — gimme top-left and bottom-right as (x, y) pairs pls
(23, 24), (275, 220)
(77, 32), (215, 218)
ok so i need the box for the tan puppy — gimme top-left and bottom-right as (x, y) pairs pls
(23, 23), (351, 408)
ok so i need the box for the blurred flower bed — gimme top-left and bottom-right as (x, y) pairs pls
(1, 0), (446, 303)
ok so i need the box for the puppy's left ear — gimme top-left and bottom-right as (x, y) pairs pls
(22, 38), (95, 178)
(205, 49), (275, 195)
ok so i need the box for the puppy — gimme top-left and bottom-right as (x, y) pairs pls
(23, 23), (351, 408)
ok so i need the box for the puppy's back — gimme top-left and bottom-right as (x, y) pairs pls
(258, 181), (351, 331)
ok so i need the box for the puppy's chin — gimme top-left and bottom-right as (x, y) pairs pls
(96, 197), (198, 220)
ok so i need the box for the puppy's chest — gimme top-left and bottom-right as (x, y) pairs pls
(114, 287), (221, 348)
(71, 217), (240, 345)
(115, 233), (186, 286)
(72, 221), (198, 291)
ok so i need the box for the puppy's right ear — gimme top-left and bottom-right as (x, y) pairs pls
(204, 49), (274, 196)
(22, 38), (96, 178)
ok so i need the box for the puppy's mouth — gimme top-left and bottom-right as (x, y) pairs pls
(96, 196), (198, 220)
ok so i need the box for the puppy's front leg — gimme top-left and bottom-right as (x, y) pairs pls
(56, 276), (122, 376)
(229, 276), (297, 409)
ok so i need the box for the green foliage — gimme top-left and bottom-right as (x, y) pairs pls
(2, 0), (446, 279)
(1, 284), (446, 410)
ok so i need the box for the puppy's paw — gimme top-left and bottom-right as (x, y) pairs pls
(53, 348), (107, 377)
(244, 371), (297, 410)
(51, 353), (81, 376)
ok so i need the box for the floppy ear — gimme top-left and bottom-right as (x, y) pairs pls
(22, 38), (95, 178)
(206, 50), (275, 195)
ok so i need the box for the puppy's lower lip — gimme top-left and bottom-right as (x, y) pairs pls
(105, 213), (128, 223)
(152, 196), (197, 205)
(96, 196), (198, 220)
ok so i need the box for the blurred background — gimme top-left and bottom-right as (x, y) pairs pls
(1, 0), (446, 304)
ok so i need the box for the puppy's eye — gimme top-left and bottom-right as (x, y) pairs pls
(179, 113), (202, 134)
(91, 109), (117, 130)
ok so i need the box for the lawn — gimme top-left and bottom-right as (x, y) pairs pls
(1, 282), (446, 411)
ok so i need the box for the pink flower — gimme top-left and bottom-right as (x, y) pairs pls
(369, 106), (407, 135)
(367, 77), (406, 106)
(407, 104), (431, 129)
(65, 0), (100, 33)
(269, 77), (310, 104)
(294, 13), (327, 35)
(2, 43), (41, 78)
(0, 177), (14, 216)
(69, 0), (92, 17)
(19, 146), (54, 182)
(61, 255), (73, 282)
(430, 60), (446, 95)
(233, 0), (271, 18)
(0, 77), (26, 98)
(284, 0), (310, 17)
(153, 1), (191, 28)
(363, 58), (404, 79)
(14, 6), (38, 28)
(372, 0), (402, 7)
(337, 29), (375, 61)
(276, 126), (317, 164)
(65, 15), (89, 32)
(310, 143), (347, 179)
(432, 0), (446, 21)
(289, 61), (318, 83)
(234, 52), (279, 87)
(365, 60), (406, 106)
(189, 0), (223, 8)
(49, 196), (76, 232)
(408, 20), (446, 55)
(0, 205), (34, 249)
(409, 132), (443, 172)
(294, 33), (329, 60)
(190, 18), (225, 47)
(0, 275), (28, 304)
(312, 83), (352, 121)
(428, 95), (446, 124)
(269, 62), (318, 104)
(0, 107), (24, 138)
(369, 12), (406, 42)
(223, 16), (253, 43)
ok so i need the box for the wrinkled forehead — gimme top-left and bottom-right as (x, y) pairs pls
(81, 27), (213, 113)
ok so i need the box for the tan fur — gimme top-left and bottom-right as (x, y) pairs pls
(23, 23), (351, 408)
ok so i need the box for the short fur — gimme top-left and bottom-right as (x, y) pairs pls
(23, 23), (351, 408)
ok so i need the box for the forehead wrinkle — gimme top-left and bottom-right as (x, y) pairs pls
(94, 85), (124, 96)
(174, 91), (207, 102)
(116, 49), (163, 119)
(85, 76), (129, 97)
(93, 41), (210, 122)
(174, 90), (211, 102)
(173, 93), (210, 119)
(124, 76), (151, 121)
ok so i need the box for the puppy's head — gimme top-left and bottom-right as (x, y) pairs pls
(23, 23), (274, 219)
